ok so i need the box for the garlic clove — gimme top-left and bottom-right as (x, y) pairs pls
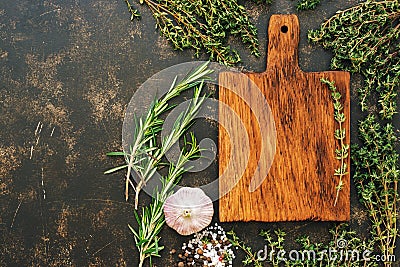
(164, 187), (214, 236)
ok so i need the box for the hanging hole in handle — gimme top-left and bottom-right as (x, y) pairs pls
(281, 25), (288, 33)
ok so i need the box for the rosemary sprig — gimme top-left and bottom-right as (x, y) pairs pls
(130, 83), (207, 209)
(106, 63), (212, 267)
(321, 78), (349, 206)
(123, 0), (260, 66)
(105, 62), (212, 208)
(130, 135), (200, 267)
(227, 230), (263, 267)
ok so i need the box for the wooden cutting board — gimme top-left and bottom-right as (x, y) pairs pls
(218, 14), (350, 222)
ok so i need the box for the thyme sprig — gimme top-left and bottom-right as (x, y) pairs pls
(252, 0), (273, 4)
(124, 0), (260, 65)
(259, 229), (287, 267)
(105, 62), (212, 208)
(308, 0), (400, 119)
(321, 78), (349, 206)
(295, 224), (377, 266)
(353, 115), (399, 266)
(296, 0), (321, 10)
(227, 230), (263, 267)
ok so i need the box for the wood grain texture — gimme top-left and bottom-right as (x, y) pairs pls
(218, 15), (350, 222)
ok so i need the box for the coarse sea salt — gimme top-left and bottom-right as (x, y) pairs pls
(174, 224), (235, 267)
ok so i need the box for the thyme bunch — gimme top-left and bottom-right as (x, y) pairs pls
(353, 115), (398, 266)
(229, 225), (379, 267)
(308, 0), (400, 119)
(321, 78), (349, 206)
(309, 2), (399, 265)
(123, 0), (260, 65)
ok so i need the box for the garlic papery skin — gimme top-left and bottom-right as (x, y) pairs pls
(164, 187), (214, 236)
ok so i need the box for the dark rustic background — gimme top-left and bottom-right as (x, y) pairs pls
(0, 0), (398, 266)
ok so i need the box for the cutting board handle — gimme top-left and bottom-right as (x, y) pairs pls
(266, 15), (300, 74)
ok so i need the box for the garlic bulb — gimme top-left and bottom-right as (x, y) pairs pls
(164, 187), (214, 236)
